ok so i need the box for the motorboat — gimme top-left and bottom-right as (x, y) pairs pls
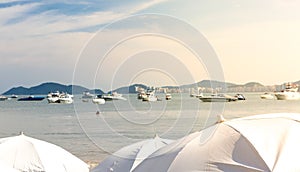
(260, 93), (274, 100)
(274, 83), (300, 100)
(82, 91), (94, 99)
(165, 93), (172, 100)
(92, 95), (105, 104)
(10, 94), (18, 98)
(47, 92), (73, 104)
(142, 91), (158, 102)
(137, 91), (147, 99)
(47, 91), (60, 103)
(56, 93), (73, 104)
(18, 95), (45, 101)
(199, 94), (237, 102)
(235, 94), (246, 100)
(0, 95), (8, 101)
(102, 92), (126, 101)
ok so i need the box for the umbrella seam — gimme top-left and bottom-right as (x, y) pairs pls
(224, 124), (272, 172)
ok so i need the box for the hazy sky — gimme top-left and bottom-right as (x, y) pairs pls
(1, 0), (300, 93)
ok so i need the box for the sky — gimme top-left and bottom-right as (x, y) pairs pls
(1, 0), (300, 93)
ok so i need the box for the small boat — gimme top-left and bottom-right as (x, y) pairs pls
(235, 94), (246, 100)
(56, 93), (73, 104)
(92, 95), (105, 104)
(142, 91), (158, 102)
(0, 95), (8, 101)
(137, 91), (146, 99)
(47, 92), (73, 104)
(165, 93), (172, 100)
(82, 91), (94, 99)
(260, 93), (274, 100)
(18, 95), (45, 101)
(102, 92), (126, 101)
(199, 94), (237, 102)
(10, 94), (18, 98)
(274, 83), (300, 100)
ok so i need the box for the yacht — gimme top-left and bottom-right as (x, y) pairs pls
(142, 91), (158, 102)
(102, 92), (126, 101)
(92, 95), (106, 104)
(18, 95), (45, 101)
(47, 92), (73, 104)
(137, 91), (146, 99)
(0, 95), (8, 101)
(235, 94), (246, 100)
(260, 93), (274, 100)
(82, 91), (94, 99)
(199, 94), (237, 102)
(165, 93), (172, 100)
(274, 83), (300, 100)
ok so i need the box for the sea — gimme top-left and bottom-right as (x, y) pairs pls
(1, 92), (300, 165)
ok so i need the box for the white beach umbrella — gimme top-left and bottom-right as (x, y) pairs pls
(0, 133), (89, 172)
(92, 135), (173, 172)
(134, 113), (300, 172)
(0, 162), (20, 172)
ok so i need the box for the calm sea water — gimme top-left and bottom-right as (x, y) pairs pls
(1, 92), (300, 164)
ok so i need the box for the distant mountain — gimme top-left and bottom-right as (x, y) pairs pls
(3, 82), (104, 95)
(181, 80), (236, 89)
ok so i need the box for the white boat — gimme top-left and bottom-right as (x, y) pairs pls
(92, 95), (105, 104)
(260, 93), (274, 100)
(274, 83), (300, 100)
(57, 93), (73, 104)
(165, 93), (172, 100)
(102, 92), (126, 101)
(235, 94), (246, 100)
(47, 92), (73, 104)
(82, 91), (94, 99)
(0, 95), (8, 101)
(137, 91), (146, 99)
(199, 94), (237, 102)
(142, 91), (158, 102)
(47, 91), (60, 103)
(10, 94), (18, 98)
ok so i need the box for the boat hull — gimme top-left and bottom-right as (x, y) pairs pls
(199, 97), (237, 102)
(274, 92), (300, 100)
(18, 96), (45, 101)
(92, 98), (105, 104)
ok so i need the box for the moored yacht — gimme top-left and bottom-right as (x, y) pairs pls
(47, 91), (73, 104)
(199, 94), (237, 102)
(274, 83), (300, 100)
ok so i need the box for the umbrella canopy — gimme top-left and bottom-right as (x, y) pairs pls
(92, 135), (173, 172)
(134, 113), (300, 172)
(0, 133), (89, 172)
(0, 162), (20, 172)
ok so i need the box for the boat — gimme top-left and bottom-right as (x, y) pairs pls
(56, 93), (73, 104)
(92, 95), (105, 104)
(18, 95), (45, 101)
(10, 94), (18, 98)
(165, 93), (172, 100)
(47, 92), (73, 104)
(82, 91), (94, 99)
(274, 83), (300, 100)
(102, 92), (126, 101)
(142, 91), (158, 102)
(199, 94), (237, 102)
(235, 94), (246, 100)
(0, 95), (8, 101)
(260, 93), (274, 100)
(47, 91), (60, 103)
(137, 91), (146, 99)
